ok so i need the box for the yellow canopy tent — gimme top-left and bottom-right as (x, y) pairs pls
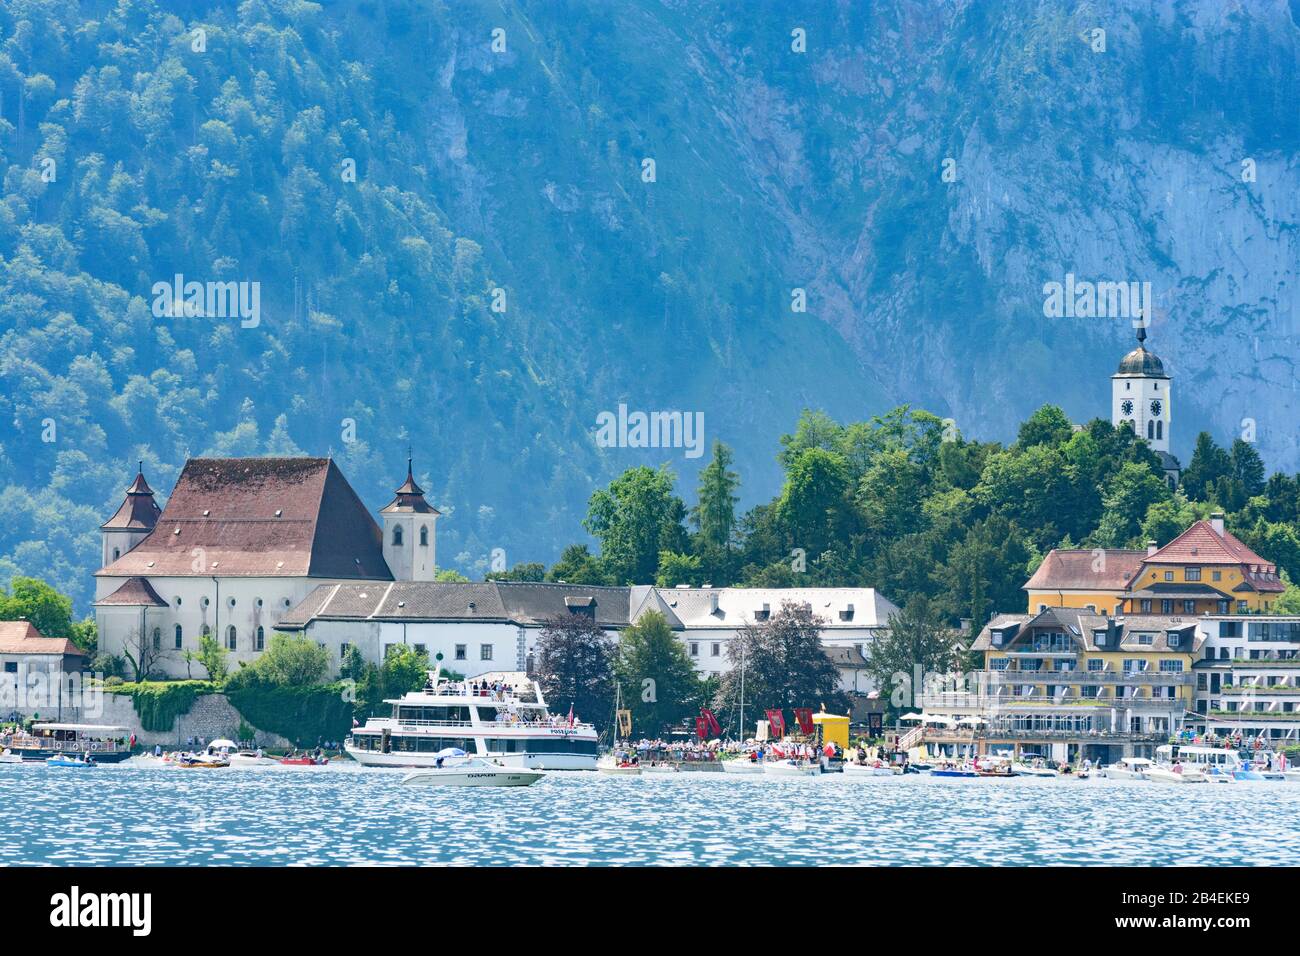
(811, 711), (850, 749)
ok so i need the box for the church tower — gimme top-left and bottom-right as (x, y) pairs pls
(380, 457), (440, 582)
(100, 462), (161, 568)
(1112, 327), (1180, 486)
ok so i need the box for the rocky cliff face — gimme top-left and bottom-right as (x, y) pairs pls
(0, 0), (1295, 606)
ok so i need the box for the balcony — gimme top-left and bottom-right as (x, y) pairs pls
(987, 670), (1190, 686)
(922, 692), (1185, 712)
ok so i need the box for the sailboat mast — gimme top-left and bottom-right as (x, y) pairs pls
(739, 639), (745, 741)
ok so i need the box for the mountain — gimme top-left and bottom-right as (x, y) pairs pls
(0, 0), (1296, 610)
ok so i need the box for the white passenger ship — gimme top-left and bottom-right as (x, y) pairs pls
(345, 669), (599, 770)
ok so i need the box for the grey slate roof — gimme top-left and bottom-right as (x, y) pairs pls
(973, 607), (1204, 654)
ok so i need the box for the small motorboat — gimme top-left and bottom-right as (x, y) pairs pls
(1146, 764), (1207, 784)
(1101, 757), (1153, 780)
(177, 752), (229, 768)
(721, 758), (763, 775)
(930, 765), (979, 778)
(401, 758), (545, 787)
(0, 749), (25, 764)
(843, 762), (894, 777)
(279, 753), (328, 766)
(229, 750), (279, 768)
(762, 759), (820, 777)
(46, 755), (97, 768)
(1012, 762), (1057, 778)
(640, 760), (680, 774)
(596, 756), (642, 776)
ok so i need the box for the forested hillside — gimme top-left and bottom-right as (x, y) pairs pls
(0, 0), (1296, 610)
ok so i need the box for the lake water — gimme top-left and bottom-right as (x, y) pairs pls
(4, 762), (1299, 866)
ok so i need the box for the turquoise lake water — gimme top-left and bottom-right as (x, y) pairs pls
(4, 763), (1299, 866)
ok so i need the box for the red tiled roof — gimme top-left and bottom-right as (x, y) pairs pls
(0, 621), (85, 657)
(96, 458), (393, 580)
(1129, 520), (1285, 594)
(1024, 549), (1146, 592)
(93, 577), (169, 607)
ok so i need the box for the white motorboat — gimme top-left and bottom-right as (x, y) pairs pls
(640, 762), (680, 774)
(0, 749), (24, 764)
(843, 762), (894, 777)
(229, 751), (279, 768)
(1284, 769), (1300, 784)
(1145, 764), (1207, 784)
(401, 757), (546, 787)
(347, 666), (598, 770)
(596, 756), (641, 776)
(1101, 757), (1153, 781)
(721, 758), (764, 775)
(762, 759), (820, 777)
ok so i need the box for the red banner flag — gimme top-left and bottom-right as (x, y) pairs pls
(764, 709), (785, 738)
(701, 707), (722, 737)
(695, 717), (708, 740)
(793, 707), (815, 735)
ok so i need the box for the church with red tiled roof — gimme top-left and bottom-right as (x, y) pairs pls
(93, 457), (437, 678)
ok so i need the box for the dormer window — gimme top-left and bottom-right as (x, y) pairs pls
(839, 604), (855, 622)
(392, 525), (403, 546)
(755, 604), (771, 622)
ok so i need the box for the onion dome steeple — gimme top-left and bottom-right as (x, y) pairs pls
(1116, 324), (1166, 376)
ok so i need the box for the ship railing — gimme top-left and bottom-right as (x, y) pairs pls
(372, 718), (596, 732)
(4, 736), (125, 753)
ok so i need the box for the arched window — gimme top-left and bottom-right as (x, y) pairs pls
(419, 525), (428, 546)
(1156, 420), (1163, 440)
(392, 525), (403, 546)
(1147, 420), (1155, 439)
(152, 627), (161, 651)
(113, 548), (121, 561)
(174, 624), (183, 649)
(226, 625), (237, 651)
(201, 624), (211, 637)
(256, 626), (265, 651)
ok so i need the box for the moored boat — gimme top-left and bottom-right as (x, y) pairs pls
(1101, 757), (1153, 780)
(762, 759), (820, 777)
(347, 667), (598, 770)
(843, 761), (894, 777)
(0, 749), (24, 764)
(46, 755), (97, 768)
(1145, 763), (1207, 784)
(721, 758), (764, 775)
(3, 723), (134, 763)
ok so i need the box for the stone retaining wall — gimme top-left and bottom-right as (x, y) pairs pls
(70, 693), (292, 748)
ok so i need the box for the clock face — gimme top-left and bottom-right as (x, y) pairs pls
(1149, 399), (1162, 417)
(1120, 400), (1134, 416)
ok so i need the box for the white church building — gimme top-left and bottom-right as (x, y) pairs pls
(92, 456), (897, 697)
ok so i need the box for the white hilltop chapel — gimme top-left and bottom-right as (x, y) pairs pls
(1111, 325), (1181, 486)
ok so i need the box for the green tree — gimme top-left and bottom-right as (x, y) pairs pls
(655, 550), (704, 587)
(546, 544), (612, 585)
(535, 612), (615, 730)
(0, 577), (75, 638)
(486, 562), (546, 582)
(382, 645), (432, 697)
(584, 466), (688, 584)
(242, 632), (330, 686)
(614, 611), (701, 736)
(197, 633), (230, 683)
(866, 596), (968, 714)
(775, 447), (853, 559)
(692, 440), (740, 554)
(434, 568), (470, 583)
(1181, 432), (1233, 501)
(1230, 439), (1266, 498)
(1093, 461), (1173, 546)
(713, 601), (846, 720)
(935, 516), (1031, 629)
(1016, 404), (1074, 449)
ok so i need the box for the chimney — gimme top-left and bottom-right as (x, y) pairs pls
(1146, 540), (1158, 556)
(1210, 512), (1225, 536)
(959, 618), (972, 635)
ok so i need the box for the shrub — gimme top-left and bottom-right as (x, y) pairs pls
(225, 676), (355, 747)
(109, 681), (216, 732)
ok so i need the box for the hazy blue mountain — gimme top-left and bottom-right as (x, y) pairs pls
(0, 0), (1296, 608)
